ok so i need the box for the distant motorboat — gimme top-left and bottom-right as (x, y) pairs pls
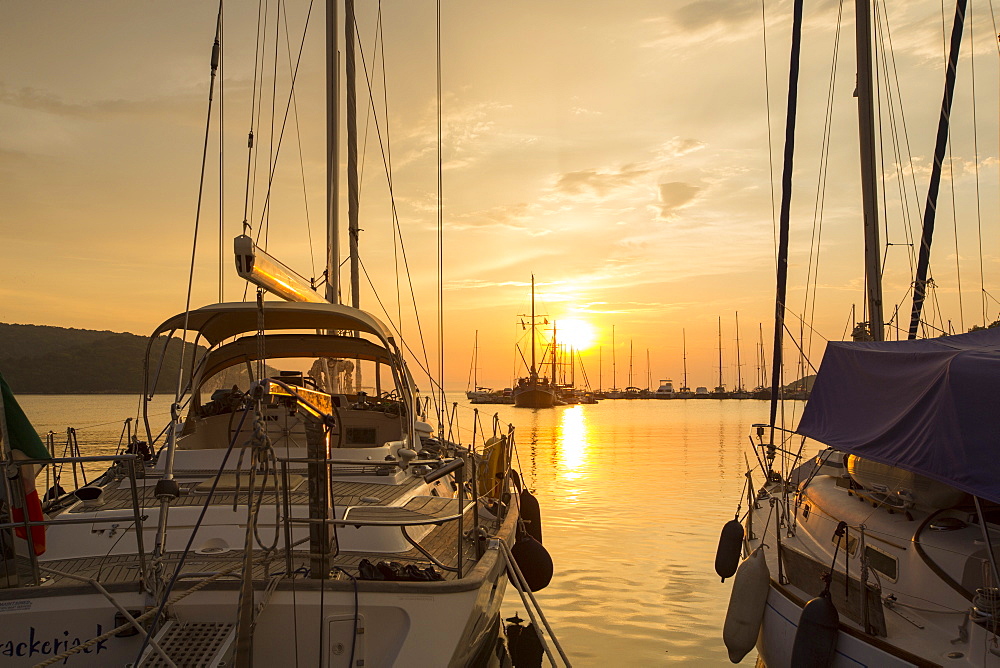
(653, 379), (675, 399)
(622, 386), (644, 399)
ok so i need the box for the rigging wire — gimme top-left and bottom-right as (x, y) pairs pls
(241, 0), (270, 303)
(947, 66), (965, 333)
(173, 1), (224, 430)
(969, 2), (987, 326)
(875, 0), (918, 308)
(349, 7), (440, 420)
(801, 0), (844, 364)
(356, 256), (447, 401)
(759, 0), (779, 268)
(242, 0), (267, 239)
(219, 3), (226, 303)
(436, 0), (445, 424)
(264, 0), (280, 248)
(281, 0), (318, 280)
(878, 0), (923, 274)
(245, 1), (315, 254)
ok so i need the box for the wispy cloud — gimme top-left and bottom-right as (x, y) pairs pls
(554, 164), (651, 198)
(447, 203), (552, 236)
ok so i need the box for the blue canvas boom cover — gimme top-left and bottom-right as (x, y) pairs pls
(796, 327), (1000, 504)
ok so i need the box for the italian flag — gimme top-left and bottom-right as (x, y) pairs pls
(0, 371), (51, 555)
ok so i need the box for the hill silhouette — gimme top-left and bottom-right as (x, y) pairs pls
(0, 323), (200, 394)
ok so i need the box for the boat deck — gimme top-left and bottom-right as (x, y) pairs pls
(4, 514), (480, 598)
(61, 476), (420, 514)
(3, 474), (494, 597)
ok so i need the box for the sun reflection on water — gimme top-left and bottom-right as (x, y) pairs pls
(556, 405), (589, 481)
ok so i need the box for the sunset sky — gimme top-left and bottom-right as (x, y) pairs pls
(3, 1), (1000, 392)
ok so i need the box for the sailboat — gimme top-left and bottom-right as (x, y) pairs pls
(721, 1), (1000, 666)
(605, 326), (624, 399)
(0, 4), (554, 666)
(622, 341), (644, 399)
(677, 329), (693, 398)
(730, 313), (751, 399)
(465, 331), (508, 403)
(711, 317), (728, 398)
(513, 276), (557, 408)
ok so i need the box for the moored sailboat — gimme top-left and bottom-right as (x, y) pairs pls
(720, 0), (1000, 665)
(0, 4), (557, 666)
(513, 276), (557, 409)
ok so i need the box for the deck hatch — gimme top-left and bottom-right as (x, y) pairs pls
(864, 544), (898, 581)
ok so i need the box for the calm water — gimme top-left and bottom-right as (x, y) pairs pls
(16, 394), (810, 666)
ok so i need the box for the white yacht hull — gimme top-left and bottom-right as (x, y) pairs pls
(0, 544), (509, 667)
(745, 472), (1000, 668)
(758, 582), (930, 667)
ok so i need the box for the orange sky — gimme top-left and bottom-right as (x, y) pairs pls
(3, 1), (999, 391)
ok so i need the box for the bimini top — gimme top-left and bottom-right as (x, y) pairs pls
(796, 327), (1000, 504)
(149, 302), (397, 349)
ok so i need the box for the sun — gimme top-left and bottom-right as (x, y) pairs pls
(555, 318), (597, 351)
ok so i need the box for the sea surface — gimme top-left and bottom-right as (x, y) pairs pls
(16, 394), (812, 666)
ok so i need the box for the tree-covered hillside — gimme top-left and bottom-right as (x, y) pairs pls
(0, 323), (200, 394)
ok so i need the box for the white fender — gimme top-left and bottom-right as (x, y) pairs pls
(723, 546), (770, 663)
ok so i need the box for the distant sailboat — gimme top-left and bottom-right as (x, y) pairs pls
(711, 316), (727, 397)
(513, 275), (557, 408)
(731, 312), (751, 399)
(678, 328), (693, 398)
(606, 325), (623, 399)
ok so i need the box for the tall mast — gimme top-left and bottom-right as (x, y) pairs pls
(628, 340), (633, 387)
(908, 0), (968, 338)
(717, 316), (724, 390)
(324, 0), (340, 304)
(756, 324), (762, 388)
(681, 328), (688, 391)
(735, 312), (743, 391)
(646, 349), (651, 391)
(551, 320), (558, 383)
(768, 0), (805, 443)
(345, 0), (362, 393)
(856, 0), (884, 341)
(346, 0), (360, 310)
(530, 275), (537, 377)
(612, 325), (617, 390)
(472, 330), (478, 389)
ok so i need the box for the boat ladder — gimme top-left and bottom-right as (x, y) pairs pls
(137, 621), (236, 667)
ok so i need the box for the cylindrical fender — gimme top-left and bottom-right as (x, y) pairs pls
(519, 489), (543, 544)
(791, 589), (839, 666)
(715, 518), (744, 581)
(723, 546), (770, 663)
(510, 534), (553, 592)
